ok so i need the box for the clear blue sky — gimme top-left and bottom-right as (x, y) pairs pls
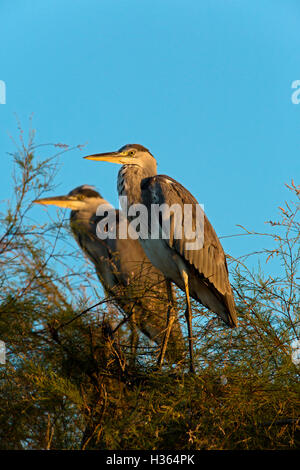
(0, 0), (299, 268)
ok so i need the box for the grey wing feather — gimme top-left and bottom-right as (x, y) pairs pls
(141, 175), (237, 325)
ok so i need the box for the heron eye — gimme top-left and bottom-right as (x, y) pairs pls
(128, 150), (135, 156)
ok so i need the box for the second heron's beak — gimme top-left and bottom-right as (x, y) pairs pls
(84, 151), (131, 165)
(33, 195), (85, 210)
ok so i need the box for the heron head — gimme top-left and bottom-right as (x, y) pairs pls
(84, 144), (157, 174)
(33, 185), (103, 211)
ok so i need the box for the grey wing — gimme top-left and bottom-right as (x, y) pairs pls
(71, 211), (123, 290)
(141, 175), (237, 325)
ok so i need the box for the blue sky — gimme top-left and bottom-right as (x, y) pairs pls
(0, 0), (299, 270)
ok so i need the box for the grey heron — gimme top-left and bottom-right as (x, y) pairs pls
(84, 145), (238, 373)
(34, 185), (184, 365)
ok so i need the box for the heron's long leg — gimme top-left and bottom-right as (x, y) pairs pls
(181, 269), (195, 374)
(157, 279), (175, 369)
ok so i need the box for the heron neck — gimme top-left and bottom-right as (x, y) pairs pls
(70, 198), (113, 234)
(118, 164), (156, 206)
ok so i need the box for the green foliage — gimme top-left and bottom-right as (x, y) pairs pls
(0, 126), (299, 449)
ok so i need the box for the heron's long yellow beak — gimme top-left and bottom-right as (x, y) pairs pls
(84, 151), (131, 164)
(33, 195), (83, 210)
